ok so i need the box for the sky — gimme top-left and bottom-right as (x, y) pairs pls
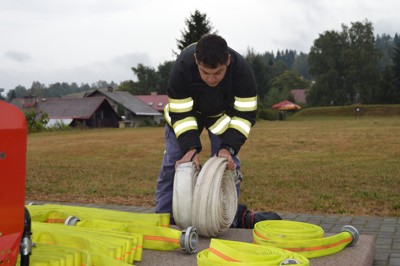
(0, 0), (399, 95)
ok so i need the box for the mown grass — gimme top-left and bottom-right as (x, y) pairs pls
(26, 116), (400, 217)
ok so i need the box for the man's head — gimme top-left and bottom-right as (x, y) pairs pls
(195, 34), (230, 87)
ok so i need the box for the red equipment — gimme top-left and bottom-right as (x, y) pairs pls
(0, 100), (31, 265)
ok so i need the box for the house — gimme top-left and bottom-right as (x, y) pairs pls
(85, 88), (163, 127)
(136, 92), (168, 119)
(290, 89), (307, 104)
(10, 97), (120, 128)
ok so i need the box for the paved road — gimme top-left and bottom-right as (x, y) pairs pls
(29, 202), (400, 266)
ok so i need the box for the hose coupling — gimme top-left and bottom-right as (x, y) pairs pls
(280, 258), (300, 265)
(180, 226), (198, 254)
(232, 170), (243, 185)
(64, 216), (80, 226)
(341, 225), (360, 247)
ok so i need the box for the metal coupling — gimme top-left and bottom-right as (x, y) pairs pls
(341, 225), (360, 247)
(180, 226), (198, 254)
(64, 216), (80, 226)
(20, 235), (33, 256)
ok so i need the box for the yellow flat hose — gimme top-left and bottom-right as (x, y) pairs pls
(197, 238), (310, 265)
(253, 220), (359, 258)
(27, 204), (198, 255)
(27, 204), (170, 227)
(17, 242), (132, 266)
(73, 218), (195, 252)
(32, 222), (141, 264)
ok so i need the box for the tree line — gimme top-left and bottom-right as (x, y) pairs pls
(2, 10), (400, 108)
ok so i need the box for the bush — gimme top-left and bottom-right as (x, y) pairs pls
(258, 109), (279, 121)
(25, 111), (49, 133)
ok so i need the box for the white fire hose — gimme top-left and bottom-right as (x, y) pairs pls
(173, 157), (238, 237)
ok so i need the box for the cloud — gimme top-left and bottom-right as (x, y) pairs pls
(4, 50), (31, 62)
(0, 51), (154, 93)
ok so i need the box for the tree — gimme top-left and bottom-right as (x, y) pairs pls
(157, 60), (174, 93)
(0, 88), (5, 101)
(269, 70), (310, 97)
(391, 41), (400, 103)
(375, 34), (395, 70)
(131, 64), (161, 94)
(291, 52), (311, 80)
(7, 85), (28, 100)
(308, 20), (380, 106)
(344, 21), (380, 103)
(175, 10), (214, 54)
(245, 48), (272, 100)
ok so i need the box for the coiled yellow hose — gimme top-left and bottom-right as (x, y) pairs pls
(26, 203), (198, 265)
(17, 242), (131, 266)
(32, 222), (139, 265)
(27, 204), (170, 227)
(253, 220), (359, 258)
(197, 238), (310, 265)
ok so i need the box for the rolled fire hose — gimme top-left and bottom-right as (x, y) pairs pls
(172, 161), (199, 229)
(27, 204), (170, 227)
(197, 238), (310, 266)
(18, 242), (131, 266)
(65, 217), (198, 254)
(173, 157), (238, 237)
(27, 204), (198, 254)
(31, 221), (139, 264)
(253, 220), (360, 259)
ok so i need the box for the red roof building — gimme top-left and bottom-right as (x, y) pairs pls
(136, 92), (168, 113)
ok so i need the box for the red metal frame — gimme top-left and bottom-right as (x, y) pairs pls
(0, 100), (27, 264)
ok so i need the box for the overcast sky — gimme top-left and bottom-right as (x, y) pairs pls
(1, 0), (399, 94)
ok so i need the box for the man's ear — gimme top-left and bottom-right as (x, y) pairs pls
(226, 54), (231, 66)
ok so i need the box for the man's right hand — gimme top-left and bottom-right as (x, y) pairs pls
(175, 149), (201, 170)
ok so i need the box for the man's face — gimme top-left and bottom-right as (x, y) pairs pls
(195, 54), (230, 87)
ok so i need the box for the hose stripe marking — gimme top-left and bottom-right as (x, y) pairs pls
(208, 247), (240, 262)
(144, 235), (180, 244)
(285, 237), (353, 252)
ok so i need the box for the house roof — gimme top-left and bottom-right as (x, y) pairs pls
(86, 89), (161, 116)
(10, 97), (116, 119)
(136, 94), (168, 112)
(39, 97), (114, 119)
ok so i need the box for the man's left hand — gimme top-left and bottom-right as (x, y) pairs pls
(218, 149), (237, 170)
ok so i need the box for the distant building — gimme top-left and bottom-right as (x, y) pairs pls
(85, 88), (162, 127)
(136, 92), (168, 115)
(290, 89), (307, 104)
(10, 97), (120, 128)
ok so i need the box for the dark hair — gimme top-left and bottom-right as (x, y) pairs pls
(195, 34), (229, 68)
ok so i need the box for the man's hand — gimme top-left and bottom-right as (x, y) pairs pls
(175, 149), (201, 170)
(218, 149), (237, 170)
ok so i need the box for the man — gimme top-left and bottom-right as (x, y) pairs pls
(155, 34), (258, 226)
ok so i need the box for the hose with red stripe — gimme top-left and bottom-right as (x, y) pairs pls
(197, 238), (310, 265)
(253, 220), (359, 258)
(27, 204), (198, 255)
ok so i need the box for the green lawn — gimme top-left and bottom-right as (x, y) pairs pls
(26, 116), (400, 217)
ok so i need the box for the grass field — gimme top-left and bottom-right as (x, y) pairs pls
(26, 116), (400, 217)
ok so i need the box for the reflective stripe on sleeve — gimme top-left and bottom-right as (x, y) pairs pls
(168, 97), (194, 113)
(234, 96), (257, 112)
(164, 104), (172, 126)
(173, 117), (198, 137)
(209, 114), (231, 135)
(229, 116), (251, 138)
